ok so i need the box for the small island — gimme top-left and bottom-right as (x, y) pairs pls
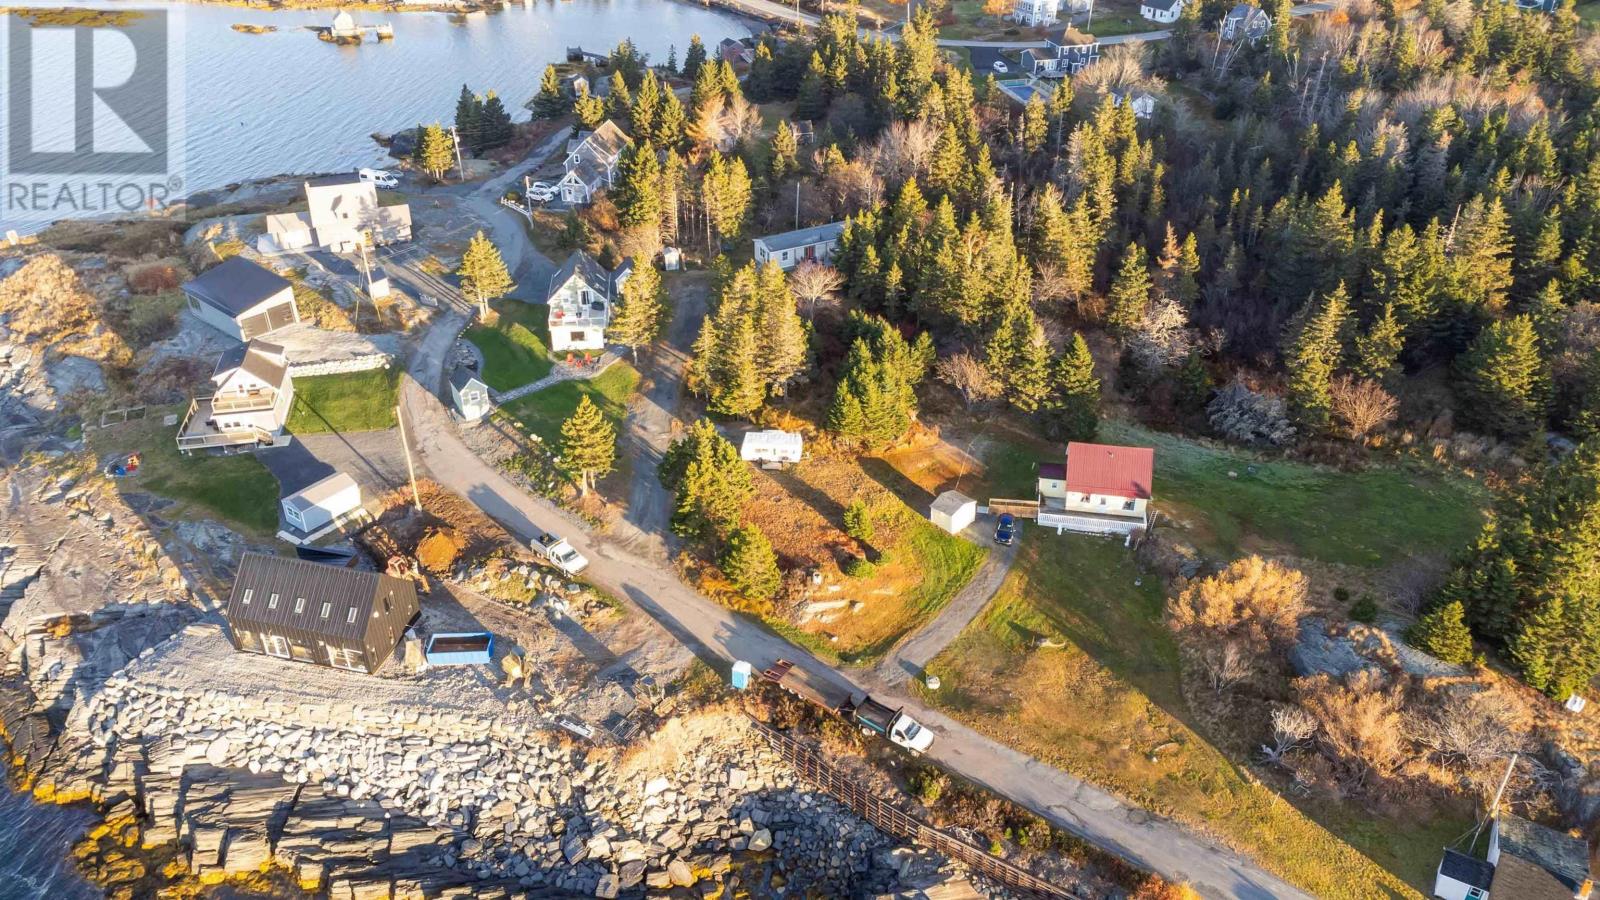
(230, 22), (277, 34)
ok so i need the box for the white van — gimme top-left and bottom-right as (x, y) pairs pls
(359, 168), (398, 188)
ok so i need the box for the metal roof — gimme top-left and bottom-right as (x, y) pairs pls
(224, 552), (416, 644)
(1438, 850), (1494, 890)
(212, 340), (289, 388)
(282, 472), (359, 514)
(755, 221), (846, 254)
(182, 257), (293, 317)
(1064, 442), (1154, 499)
(548, 250), (614, 301)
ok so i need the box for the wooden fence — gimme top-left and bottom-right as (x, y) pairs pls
(749, 720), (1084, 900)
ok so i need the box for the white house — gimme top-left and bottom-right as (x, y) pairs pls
(1022, 29), (1102, 78)
(558, 120), (631, 205)
(1110, 89), (1157, 120)
(177, 340), (295, 453)
(449, 368), (493, 422)
(929, 490), (977, 535)
(1221, 2), (1271, 41)
(329, 10), (359, 37)
(259, 175), (412, 255)
(280, 472), (362, 540)
(547, 251), (630, 353)
(1012, 0), (1061, 27)
(752, 221), (846, 271)
(740, 429), (804, 465)
(1035, 441), (1153, 536)
(1435, 815), (1595, 900)
(1140, 0), (1184, 23)
(181, 257), (300, 343)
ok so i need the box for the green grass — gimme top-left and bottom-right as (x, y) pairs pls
(285, 368), (400, 435)
(499, 361), (640, 444)
(921, 539), (1456, 899)
(90, 404), (280, 536)
(465, 300), (555, 392)
(844, 505), (987, 662)
(1094, 422), (1488, 566)
(1577, 0), (1600, 24)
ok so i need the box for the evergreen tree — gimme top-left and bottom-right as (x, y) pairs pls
(755, 262), (809, 396)
(665, 43), (678, 75)
(1353, 303), (1405, 384)
(664, 419), (753, 539)
(604, 70), (633, 123)
(1019, 93), (1048, 157)
(1408, 600), (1475, 665)
(479, 91), (514, 150)
(532, 65), (570, 119)
(573, 86), (606, 132)
(629, 71), (662, 141)
(607, 262), (667, 360)
(1107, 243), (1152, 337)
(613, 142), (663, 231)
(828, 318), (929, 449)
(1454, 315), (1547, 439)
(456, 230), (514, 316)
(454, 85), (482, 153)
(655, 90), (687, 149)
(559, 395), (617, 495)
(683, 34), (708, 83)
(720, 524), (781, 601)
(770, 120), (799, 182)
(418, 122), (456, 181)
(1044, 332), (1100, 441)
(984, 297), (1052, 412)
(1283, 283), (1350, 433)
(702, 152), (753, 245)
(707, 311), (765, 420)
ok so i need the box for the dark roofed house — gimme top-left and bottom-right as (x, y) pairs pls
(223, 552), (419, 674)
(752, 221), (847, 271)
(1222, 2), (1271, 41)
(1436, 815), (1595, 900)
(181, 257), (300, 342)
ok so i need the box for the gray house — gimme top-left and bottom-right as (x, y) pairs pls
(223, 553), (419, 674)
(1023, 29), (1102, 77)
(752, 221), (846, 271)
(181, 257), (300, 342)
(1221, 3), (1271, 41)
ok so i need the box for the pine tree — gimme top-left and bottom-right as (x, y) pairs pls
(708, 312), (765, 420)
(479, 92), (513, 150)
(702, 153), (753, 245)
(1045, 332), (1100, 441)
(1283, 283), (1350, 433)
(770, 120), (799, 182)
(1454, 315), (1548, 439)
(1019, 93), (1048, 157)
(755, 261), (808, 396)
(1107, 243), (1152, 337)
(559, 395), (616, 495)
(629, 71), (661, 143)
(1353, 303), (1405, 384)
(454, 85), (482, 153)
(613, 142), (663, 231)
(607, 262), (666, 360)
(604, 70), (633, 124)
(418, 122), (456, 181)
(456, 230), (514, 316)
(721, 524), (781, 601)
(665, 419), (753, 539)
(683, 34), (708, 82)
(532, 65), (570, 119)
(665, 44), (678, 75)
(984, 298), (1052, 412)
(573, 86), (606, 132)
(1408, 600), (1475, 665)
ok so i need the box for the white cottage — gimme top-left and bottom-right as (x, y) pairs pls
(177, 340), (295, 453)
(1140, 0), (1184, 22)
(752, 221), (846, 271)
(546, 251), (630, 353)
(449, 368), (493, 422)
(260, 175), (412, 255)
(281, 472), (362, 539)
(558, 120), (632, 205)
(1035, 441), (1153, 536)
(181, 257), (300, 342)
(1012, 0), (1061, 26)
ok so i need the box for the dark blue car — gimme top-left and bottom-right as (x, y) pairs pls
(994, 513), (1016, 545)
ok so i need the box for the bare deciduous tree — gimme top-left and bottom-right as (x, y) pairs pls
(1296, 671), (1408, 784)
(868, 119), (937, 185)
(1199, 639), (1251, 693)
(788, 262), (844, 319)
(936, 352), (1002, 409)
(1408, 687), (1525, 798)
(1261, 704), (1318, 766)
(1330, 376), (1398, 441)
(1126, 295), (1195, 374)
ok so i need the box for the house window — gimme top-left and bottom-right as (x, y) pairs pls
(262, 634), (291, 659)
(320, 601), (332, 619)
(241, 588), (254, 605)
(346, 607), (359, 624)
(571, 331), (586, 342)
(327, 646), (365, 672)
(1097, 495), (1107, 506)
(268, 592), (280, 610)
(1123, 500), (1136, 511)
(294, 597), (306, 615)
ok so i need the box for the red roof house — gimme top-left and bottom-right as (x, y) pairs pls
(1034, 442), (1155, 536)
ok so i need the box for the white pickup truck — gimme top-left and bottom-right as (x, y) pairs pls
(533, 532), (589, 575)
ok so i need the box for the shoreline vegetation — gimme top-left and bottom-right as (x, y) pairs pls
(0, 7), (145, 26)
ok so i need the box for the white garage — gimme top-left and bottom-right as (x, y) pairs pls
(929, 491), (977, 534)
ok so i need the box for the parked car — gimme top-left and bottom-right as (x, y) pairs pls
(527, 182), (556, 202)
(994, 513), (1016, 545)
(359, 168), (398, 188)
(992, 60), (1009, 73)
(533, 532), (589, 575)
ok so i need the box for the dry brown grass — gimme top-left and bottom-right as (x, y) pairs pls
(0, 254), (131, 367)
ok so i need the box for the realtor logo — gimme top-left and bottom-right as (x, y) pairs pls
(1, 7), (185, 228)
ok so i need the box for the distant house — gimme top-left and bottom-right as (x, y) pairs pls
(181, 256), (300, 342)
(1435, 815), (1594, 900)
(1012, 0), (1061, 27)
(1140, 0), (1184, 23)
(740, 429), (803, 465)
(929, 490), (977, 535)
(1221, 3), (1271, 41)
(1110, 89), (1157, 119)
(752, 221), (846, 271)
(449, 368), (493, 422)
(546, 251), (630, 353)
(1023, 29), (1101, 78)
(259, 175), (412, 255)
(558, 120), (631, 205)
(329, 9), (359, 37)
(280, 472), (362, 542)
(561, 72), (590, 99)
(1035, 441), (1153, 536)
(176, 340), (295, 453)
(719, 37), (754, 65)
(223, 552), (420, 674)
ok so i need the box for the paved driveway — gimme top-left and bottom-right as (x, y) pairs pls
(258, 430), (407, 499)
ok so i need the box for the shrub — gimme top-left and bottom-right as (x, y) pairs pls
(1169, 556), (1308, 650)
(843, 499), (875, 544)
(720, 524), (781, 600)
(1349, 594), (1379, 624)
(842, 555), (877, 578)
(1408, 600), (1475, 664)
(908, 766), (946, 805)
(1332, 586), (1351, 605)
(126, 262), (181, 294)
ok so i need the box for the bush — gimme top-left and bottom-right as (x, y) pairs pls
(126, 262), (181, 294)
(908, 766), (946, 805)
(1332, 587), (1350, 605)
(843, 499), (875, 545)
(1349, 594), (1379, 624)
(1408, 600), (1475, 664)
(842, 555), (877, 578)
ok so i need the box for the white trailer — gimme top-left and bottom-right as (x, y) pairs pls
(280, 473), (362, 541)
(740, 429), (804, 467)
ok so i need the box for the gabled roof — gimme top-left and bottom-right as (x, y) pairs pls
(755, 221), (846, 254)
(1496, 816), (1593, 897)
(931, 490), (975, 515)
(212, 339), (289, 388)
(225, 552), (415, 643)
(183, 257), (293, 318)
(570, 120), (631, 164)
(449, 367), (488, 393)
(1143, 0), (1183, 12)
(305, 173), (364, 189)
(1064, 442), (1154, 500)
(548, 250), (612, 301)
(283, 472), (359, 514)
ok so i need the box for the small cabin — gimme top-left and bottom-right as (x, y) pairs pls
(449, 368), (492, 422)
(740, 429), (803, 466)
(929, 490), (977, 535)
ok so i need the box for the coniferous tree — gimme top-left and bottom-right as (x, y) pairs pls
(721, 524), (781, 601)
(532, 65), (570, 119)
(665, 418), (753, 539)
(479, 92), (513, 150)
(708, 311), (765, 421)
(1409, 600), (1475, 665)
(655, 90), (687, 150)
(702, 153), (753, 246)
(629, 71), (661, 142)
(607, 262), (667, 361)
(1044, 332), (1100, 441)
(683, 34), (708, 83)
(984, 297), (1052, 413)
(559, 395), (616, 495)
(1107, 243), (1152, 337)
(755, 262), (809, 397)
(605, 71), (633, 123)
(456, 230), (514, 316)
(573, 86), (606, 132)
(613, 142), (664, 231)
(454, 85), (482, 153)
(829, 318), (930, 449)
(770, 120), (799, 182)
(1283, 283), (1350, 433)
(1353, 303), (1405, 384)
(1454, 314), (1547, 439)
(418, 122), (456, 181)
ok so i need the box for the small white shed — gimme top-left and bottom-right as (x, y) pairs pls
(282, 472), (361, 535)
(929, 490), (977, 534)
(1432, 849), (1493, 900)
(740, 429), (804, 465)
(450, 368), (493, 423)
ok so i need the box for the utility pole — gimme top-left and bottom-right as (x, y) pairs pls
(357, 236), (372, 328)
(794, 182), (801, 230)
(1470, 754), (1517, 849)
(1086, 0), (1095, 31)
(395, 402), (422, 512)
(450, 124), (465, 183)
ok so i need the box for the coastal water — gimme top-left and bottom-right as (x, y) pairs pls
(0, 776), (99, 900)
(6, 0), (750, 212)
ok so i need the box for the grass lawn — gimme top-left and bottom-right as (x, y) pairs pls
(1578, 0), (1600, 24)
(90, 404), (280, 536)
(498, 361), (639, 444)
(465, 300), (555, 392)
(285, 368), (400, 435)
(920, 538), (1462, 899)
